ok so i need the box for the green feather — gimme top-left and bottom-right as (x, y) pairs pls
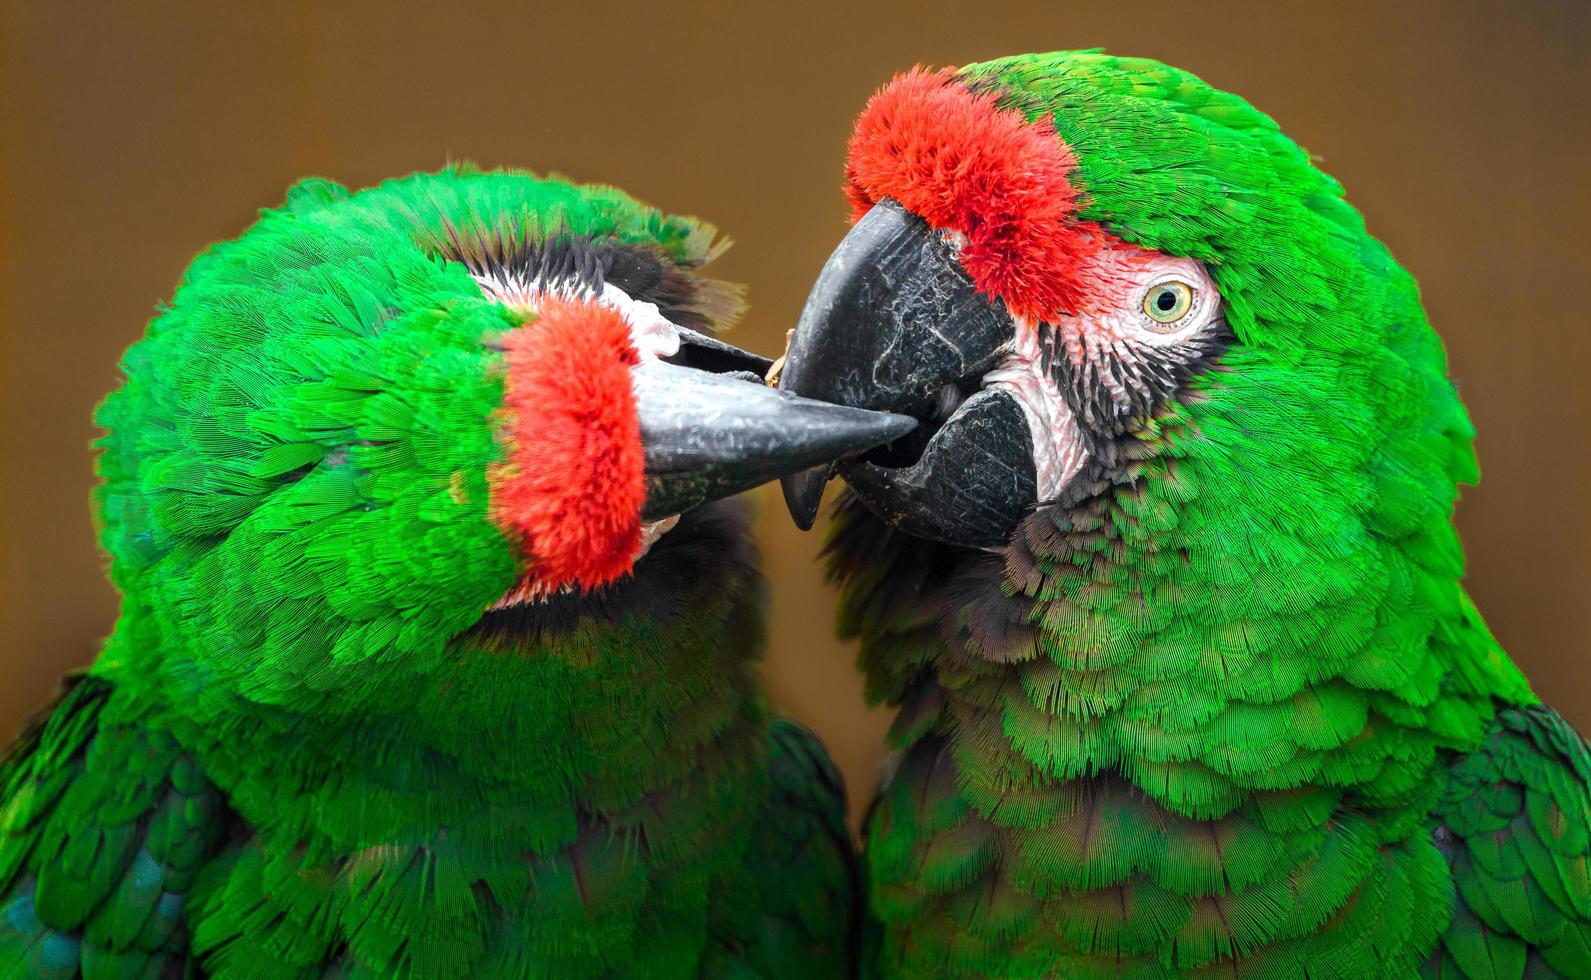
(822, 50), (1590, 978)
(4, 167), (862, 976)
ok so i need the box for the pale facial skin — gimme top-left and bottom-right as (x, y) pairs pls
(980, 239), (1224, 502)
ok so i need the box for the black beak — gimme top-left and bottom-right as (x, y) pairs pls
(776, 199), (1036, 548)
(635, 354), (916, 521)
(667, 326), (775, 378)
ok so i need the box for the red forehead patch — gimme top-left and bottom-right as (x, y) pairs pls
(490, 297), (645, 593)
(845, 67), (1106, 323)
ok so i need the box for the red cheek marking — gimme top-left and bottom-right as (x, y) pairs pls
(489, 297), (645, 593)
(845, 67), (1108, 324)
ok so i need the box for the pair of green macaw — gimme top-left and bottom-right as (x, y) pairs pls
(2, 50), (1586, 979)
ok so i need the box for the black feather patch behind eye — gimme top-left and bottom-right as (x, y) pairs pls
(421, 216), (745, 333)
(1040, 319), (1234, 467)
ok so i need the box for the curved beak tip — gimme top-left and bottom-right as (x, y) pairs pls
(778, 409), (913, 531)
(780, 465), (831, 531)
(770, 198), (1033, 547)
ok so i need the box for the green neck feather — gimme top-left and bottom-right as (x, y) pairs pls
(97, 502), (769, 860)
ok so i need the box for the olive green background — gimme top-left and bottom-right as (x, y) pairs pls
(3, 1), (1588, 827)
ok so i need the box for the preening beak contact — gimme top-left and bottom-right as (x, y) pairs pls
(776, 199), (1037, 546)
(636, 359), (916, 521)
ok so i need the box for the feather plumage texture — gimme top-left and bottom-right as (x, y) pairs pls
(0, 674), (228, 978)
(2, 168), (857, 978)
(1428, 707), (1591, 979)
(706, 720), (864, 976)
(824, 52), (1590, 977)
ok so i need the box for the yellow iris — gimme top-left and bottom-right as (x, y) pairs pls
(1143, 281), (1193, 325)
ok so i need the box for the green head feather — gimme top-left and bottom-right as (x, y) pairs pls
(93, 167), (728, 716)
(940, 51), (1535, 731)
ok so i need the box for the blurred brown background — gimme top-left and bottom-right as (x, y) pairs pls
(3, 1), (1588, 828)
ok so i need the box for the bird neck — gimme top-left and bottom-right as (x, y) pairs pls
(95, 500), (770, 857)
(832, 490), (1532, 822)
(832, 479), (1541, 969)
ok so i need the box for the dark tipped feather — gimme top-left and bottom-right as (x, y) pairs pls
(423, 216), (745, 333)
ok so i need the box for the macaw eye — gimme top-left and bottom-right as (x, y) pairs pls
(1142, 280), (1194, 327)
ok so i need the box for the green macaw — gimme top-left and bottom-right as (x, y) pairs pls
(776, 52), (1591, 977)
(0, 167), (907, 978)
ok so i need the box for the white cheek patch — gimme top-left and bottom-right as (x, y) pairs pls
(472, 270), (683, 362)
(982, 323), (1089, 502)
(593, 282), (681, 362)
(988, 252), (1221, 508)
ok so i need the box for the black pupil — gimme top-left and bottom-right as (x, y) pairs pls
(1156, 289), (1177, 312)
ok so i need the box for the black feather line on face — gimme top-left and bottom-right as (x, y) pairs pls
(422, 217), (745, 333)
(1041, 319), (1233, 475)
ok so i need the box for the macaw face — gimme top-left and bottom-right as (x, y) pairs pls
(780, 198), (1229, 547)
(777, 63), (1438, 553)
(94, 171), (911, 706)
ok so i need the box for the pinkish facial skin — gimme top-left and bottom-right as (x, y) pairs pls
(980, 235), (1224, 502)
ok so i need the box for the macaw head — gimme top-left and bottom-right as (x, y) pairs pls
(95, 167), (909, 707)
(780, 54), (1476, 569)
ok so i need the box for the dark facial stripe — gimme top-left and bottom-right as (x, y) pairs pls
(424, 217), (740, 333)
(1040, 320), (1233, 469)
